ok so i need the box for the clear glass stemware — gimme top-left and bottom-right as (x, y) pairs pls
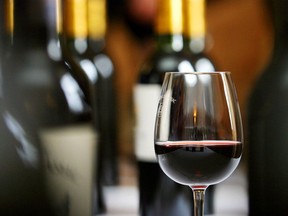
(154, 72), (243, 216)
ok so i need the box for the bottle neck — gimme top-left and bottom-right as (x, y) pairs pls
(156, 34), (183, 53)
(5, 0), (63, 60)
(10, 0), (47, 49)
(87, 0), (106, 53)
(45, 0), (64, 61)
(62, 0), (89, 55)
(155, 0), (183, 52)
(183, 0), (206, 54)
(269, 0), (288, 52)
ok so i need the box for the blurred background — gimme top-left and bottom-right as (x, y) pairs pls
(106, 0), (273, 169)
(0, 0), (277, 215)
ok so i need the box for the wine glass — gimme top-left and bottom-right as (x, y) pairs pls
(154, 72), (243, 216)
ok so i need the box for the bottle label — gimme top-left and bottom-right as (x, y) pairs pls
(134, 84), (161, 162)
(40, 124), (97, 216)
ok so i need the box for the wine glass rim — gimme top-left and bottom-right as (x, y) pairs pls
(165, 71), (231, 75)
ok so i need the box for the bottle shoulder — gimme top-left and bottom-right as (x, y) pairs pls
(2, 48), (91, 127)
(248, 54), (288, 120)
(250, 53), (288, 96)
(138, 50), (216, 84)
(138, 51), (190, 84)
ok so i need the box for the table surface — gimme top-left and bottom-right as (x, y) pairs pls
(99, 162), (248, 216)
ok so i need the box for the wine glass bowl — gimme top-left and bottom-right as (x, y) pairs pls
(154, 72), (243, 215)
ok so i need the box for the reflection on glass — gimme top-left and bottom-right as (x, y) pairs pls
(94, 54), (113, 79)
(3, 111), (39, 168)
(80, 59), (98, 83)
(195, 58), (215, 72)
(60, 73), (84, 113)
(179, 60), (195, 72)
(47, 39), (62, 61)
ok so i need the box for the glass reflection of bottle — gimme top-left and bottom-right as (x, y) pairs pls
(87, 0), (118, 187)
(248, 0), (288, 215)
(2, 0), (98, 215)
(133, 0), (195, 215)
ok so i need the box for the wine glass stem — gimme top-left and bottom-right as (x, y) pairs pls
(191, 188), (206, 216)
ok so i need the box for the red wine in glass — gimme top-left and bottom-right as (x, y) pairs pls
(155, 140), (242, 186)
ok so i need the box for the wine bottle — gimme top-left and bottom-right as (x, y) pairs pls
(133, 0), (195, 215)
(48, 0), (105, 214)
(0, 109), (57, 216)
(0, 1), (55, 215)
(1, 0), (98, 215)
(61, 0), (118, 189)
(248, 0), (288, 215)
(86, 0), (119, 187)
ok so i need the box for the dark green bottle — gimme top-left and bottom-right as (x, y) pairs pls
(61, 0), (118, 188)
(133, 0), (194, 215)
(0, 0), (55, 214)
(248, 0), (288, 215)
(1, 0), (97, 215)
(134, 0), (217, 215)
(86, 0), (119, 187)
(59, 0), (109, 214)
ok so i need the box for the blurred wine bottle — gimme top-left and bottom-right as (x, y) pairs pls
(248, 0), (288, 215)
(133, 0), (217, 215)
(61, 0), (118, 189)
(0, 1), (54, 214)
(87, 0), (119, 187)
(133, 0), (194, 215)
(1, 0), (98, 215)
(59, 0), (108, 214)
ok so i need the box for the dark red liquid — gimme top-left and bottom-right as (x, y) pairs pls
(155, 141), (242, 186)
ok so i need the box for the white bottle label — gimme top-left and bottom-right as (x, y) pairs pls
(134, 84), (162, 162)
(40, 124), (97, 216)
